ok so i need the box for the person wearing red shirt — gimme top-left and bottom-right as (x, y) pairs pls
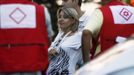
(0, 0), (49, 74)
(82, 0), (134, 63)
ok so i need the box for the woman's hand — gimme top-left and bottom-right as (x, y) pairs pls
(49, 48), (58, 56)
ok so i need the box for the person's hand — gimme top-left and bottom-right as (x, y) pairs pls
(49, 48), (58, 56)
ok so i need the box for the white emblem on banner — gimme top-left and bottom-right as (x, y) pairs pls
(9, 7), (26, 24)
(110, 6), (134, 24)
(119, 8), (132, 21)
(1, 4), (36, 29)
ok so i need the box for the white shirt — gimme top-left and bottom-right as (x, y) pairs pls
(78, 10), (94, 31)
(79, 2), (101, 31)
(84, 9), (103, 38)
(47, 31), (82, 75)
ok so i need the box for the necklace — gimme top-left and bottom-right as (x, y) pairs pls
(55, 31), (72, 47)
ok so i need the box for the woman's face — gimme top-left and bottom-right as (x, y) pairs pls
(58, 10), (75, 30)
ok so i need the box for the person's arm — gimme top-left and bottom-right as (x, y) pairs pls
(44, 7), (54, 42)
(82, 30), (92, 63)
(82, 9), (103, 63)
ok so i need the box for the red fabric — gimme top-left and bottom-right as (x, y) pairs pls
(0, 0), (32, 4)
(130, 0), (134, 6)
(0, 1), (49, 73)
(99, 1), (134, 54)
